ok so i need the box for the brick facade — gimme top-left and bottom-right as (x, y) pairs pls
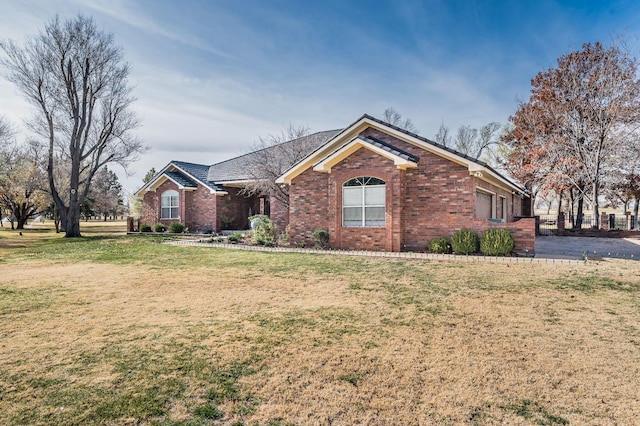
(140, 179), (259, 233)
(287, 127), (534, 253)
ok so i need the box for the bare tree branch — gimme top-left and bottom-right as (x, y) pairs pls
(0, 15), (146, 237)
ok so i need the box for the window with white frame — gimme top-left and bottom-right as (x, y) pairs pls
(342, 177), (386, 227)
(161, 190), (179, 219)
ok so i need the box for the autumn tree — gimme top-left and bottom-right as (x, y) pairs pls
(0, 15), (144, 237)
(0, 140), (48, 229)
(383, 107), (418, 133)
(505, 42), (640, 228)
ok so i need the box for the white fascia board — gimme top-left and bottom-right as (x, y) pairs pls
(313, 137), (418, 172)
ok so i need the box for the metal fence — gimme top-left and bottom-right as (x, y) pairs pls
(538, 214), (636, 235)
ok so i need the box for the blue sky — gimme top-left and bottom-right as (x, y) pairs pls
(1, 0), (639, 194)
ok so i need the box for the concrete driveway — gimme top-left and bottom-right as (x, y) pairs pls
(535, 236), (640, 260)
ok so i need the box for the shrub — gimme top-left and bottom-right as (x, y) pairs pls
(311, 229), (329, 249)
(168, 222), (185, 233)
(278, 225), (291, 246)
(140, 223), (152, 232)
(428, 237), (451, 254)
(227, 232), (243, 243)
(249, 215), (276, 246)
(451, 229), (479, 254)
(480, 228), (515, 256)
(154, 223), (166, 233)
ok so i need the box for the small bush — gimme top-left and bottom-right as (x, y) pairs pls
(154, 223), (166, 233)
(451, 229), (479, 254)
(140, 223), (152, 232)
(227, 232), (243, 243)
(249, 215), (277, 246)
(428, 237), (451, 254)
(480, 228), (515, 256)
(168, 222), (185, 233)
(311, 229), (329, 249)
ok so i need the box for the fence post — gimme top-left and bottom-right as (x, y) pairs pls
(557, 212), (565, 234)
(600, 212), (609, 230)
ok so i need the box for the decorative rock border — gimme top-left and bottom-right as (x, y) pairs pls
(167, 239), (591, 265)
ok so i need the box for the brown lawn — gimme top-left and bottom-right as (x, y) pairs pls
(0, 223), (639, 425)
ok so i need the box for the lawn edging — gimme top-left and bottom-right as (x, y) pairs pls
(168, 239), (587, 265)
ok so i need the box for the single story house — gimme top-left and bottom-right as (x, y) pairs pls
(136, 114), (535, 253)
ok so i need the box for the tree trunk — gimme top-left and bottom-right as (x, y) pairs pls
(576, 196), (585, 229)
(64, 205), (81, 237)
(569, 189), (575, 228)
(592, 181), (600, 229)
(634, 199), (639, 230)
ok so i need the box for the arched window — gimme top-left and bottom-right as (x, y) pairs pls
(161, 190), (179, 219)
(342, 177), (385, 227)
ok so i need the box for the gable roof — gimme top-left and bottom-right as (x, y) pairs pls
(134, 130), (342, 196)
(206, 129), (341, 184)
(135, 160), (226, 196)
(276, 114), (526, 194)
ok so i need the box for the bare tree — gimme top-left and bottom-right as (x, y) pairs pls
(434, 122), (451, 147)
(453, 122), (501, 160)
(0, 15), (145, 237)
(383, 107), (418, 133)
(241, 124), (332, 208)
(0, 116), (14, 147)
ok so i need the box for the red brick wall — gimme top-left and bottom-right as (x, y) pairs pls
(269, 194), (289, 231)
(288, 126), (534, 253)
(140, 180), (218, 232)
(216, 188), (259, 231)
(289, 169), (329, 245)
(328, 148), (399, 251)
(468, 217), (536, 255)
(140, 180), (180, 227)
(186, 186), (218, 232)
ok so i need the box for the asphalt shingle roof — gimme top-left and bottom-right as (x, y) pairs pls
(357, 135), (420, 163)
(207, 129), (342, 183)
(171, 161), (224, 191)
(164, 171), (197, 188)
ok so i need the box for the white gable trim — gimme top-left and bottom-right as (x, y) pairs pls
(135, 163), (227, 196)
(313, 137), (418, 173)
(277, 116), (524, 194)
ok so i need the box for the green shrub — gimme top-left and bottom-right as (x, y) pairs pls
(451, 229), (479, 254)
(140, 223), (152, 232)
(311, 229), (329, 249)
(249, 215), (276, 246)
(480, 228), (515, 256)
(227, 232), (243, 243)
(168, 222), (185, 233)
(428, 237), (451, 254)
(154, 223), (166, 233)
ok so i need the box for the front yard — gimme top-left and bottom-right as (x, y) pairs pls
(1, 223), (639, 424)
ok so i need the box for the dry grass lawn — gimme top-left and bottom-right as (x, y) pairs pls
(1, 222), (639, 425)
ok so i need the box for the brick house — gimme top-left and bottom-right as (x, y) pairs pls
(135, 131), (339, 232)
(277, 115), (534, 254)
(137, 114), (535, 253)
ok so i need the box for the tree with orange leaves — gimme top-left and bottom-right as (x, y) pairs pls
(504, 42), (640, 228)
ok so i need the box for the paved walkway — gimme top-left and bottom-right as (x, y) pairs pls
(535, 236), (640, 260)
